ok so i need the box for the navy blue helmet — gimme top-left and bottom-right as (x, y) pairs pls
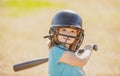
(46, 10), (84, 52)
(51, 10), (82, 29)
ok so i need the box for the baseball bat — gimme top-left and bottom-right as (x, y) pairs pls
(13, 44), (98, 72)
(13, 58), (48, 72)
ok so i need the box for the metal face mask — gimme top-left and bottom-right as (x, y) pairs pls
(48, 26), (84, 52)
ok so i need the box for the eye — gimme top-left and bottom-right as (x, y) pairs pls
(71, 30), (75, 33)
(60, 28), (66, 32)
(70, 30), (77, 36)
(71, 30), (76, 34)
(61, 28), (66, 32)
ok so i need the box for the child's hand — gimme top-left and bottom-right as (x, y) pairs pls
(75, 45), (93, 60)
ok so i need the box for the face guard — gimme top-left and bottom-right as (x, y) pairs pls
(47, 26), (84, 52)
(44, 10), (84, 52)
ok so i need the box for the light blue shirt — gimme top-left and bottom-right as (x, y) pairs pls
(48, 45), (83, 76)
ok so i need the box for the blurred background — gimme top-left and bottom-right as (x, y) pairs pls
(0, 0), (120, 76)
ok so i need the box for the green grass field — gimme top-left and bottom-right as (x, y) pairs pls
(0, 0), (120, 76)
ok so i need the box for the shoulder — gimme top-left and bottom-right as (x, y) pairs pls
(50, 45), (65, 56)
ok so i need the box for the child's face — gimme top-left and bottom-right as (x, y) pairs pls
(57, 27), (77, 45)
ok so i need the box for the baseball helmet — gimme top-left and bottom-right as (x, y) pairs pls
(51, 10), (82, 29)
(46, 10), (84, 52)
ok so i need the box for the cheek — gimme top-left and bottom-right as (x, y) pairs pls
(70, 38), (75, 42)
(57, 36), (64, 41)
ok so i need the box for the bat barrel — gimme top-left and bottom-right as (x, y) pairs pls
(13, 58), (49, 72)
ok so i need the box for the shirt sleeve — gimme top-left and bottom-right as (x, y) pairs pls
(51, 46), (65, 64)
